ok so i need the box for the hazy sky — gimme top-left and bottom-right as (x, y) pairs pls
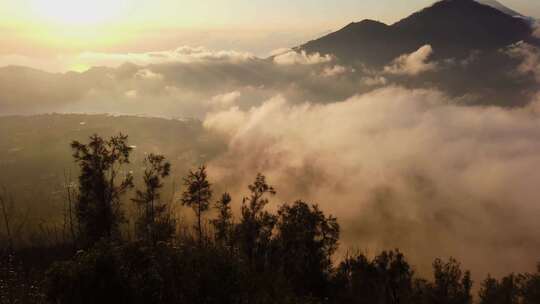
(3, 0), (538, 28)
(0, 0), (538, 70)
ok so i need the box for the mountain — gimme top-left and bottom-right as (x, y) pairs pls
(475, 0), (524, 17)
(300, 0), (534, 65)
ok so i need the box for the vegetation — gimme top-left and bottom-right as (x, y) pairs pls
(132, 153), (175, 246)
(71, 134), (134, 247)
(0, 133), (539, 304)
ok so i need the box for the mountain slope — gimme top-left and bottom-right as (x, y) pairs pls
(475, 0), (523, 17)
(300, 0), (533, 65)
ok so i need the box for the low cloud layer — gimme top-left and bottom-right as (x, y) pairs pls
(5, 37), (540, 117)
(204, 87), (540, 278)
(1, 42), (537, 116)
(78, 46), (256, 67)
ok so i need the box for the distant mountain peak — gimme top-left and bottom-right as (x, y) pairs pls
(355, 19), (387, 26)
(475, 0), (524, 17)
(300, 0), (533, 65)
(339, 19), (388, 32)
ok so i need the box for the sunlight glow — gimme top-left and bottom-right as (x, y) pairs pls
(30, 0), (129, 26)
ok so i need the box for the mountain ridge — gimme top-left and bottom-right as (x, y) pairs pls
(475, 0), (524, 17)
(300, 0), (534, 65)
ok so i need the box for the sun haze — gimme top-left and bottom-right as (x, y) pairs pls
(29, 0), (129, 26)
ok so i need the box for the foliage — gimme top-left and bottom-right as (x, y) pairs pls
(211, 193), (234, 247)
(237, 174), (276, 267)
(429, 258), (473, 304)
(71, 134), (134, 246)
(333, 250), (414, 304)
(181, 165), (212, 244)
(275, 201), (339, 298)
(132, 154), (175, 245)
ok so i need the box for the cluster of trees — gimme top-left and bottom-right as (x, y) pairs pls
(0, 134), (539, 304)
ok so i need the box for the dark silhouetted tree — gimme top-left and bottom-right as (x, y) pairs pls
(520, 263), (540, 304)
(71, 134), (134, 246)
(211, 193), (233, 247)
(237, 174), (276, 267)
(374, 250), (414, 304)
(429, 258), (473, 304)
(0, 188), (29, 251)
(181, 165), (212, 245)
(0, 189), (13, 251)
(275, 201), (339, 297)
(333, 250), (414, 304)
(479, 274), (520, 304)
(132, 154), (175, 245)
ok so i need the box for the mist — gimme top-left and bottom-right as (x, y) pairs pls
(201, 85), (540, 278)
(1, 42), (540, 279)
(1, 41), (537, 116)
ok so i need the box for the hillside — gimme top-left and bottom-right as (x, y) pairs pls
(300, 0), (534, 65)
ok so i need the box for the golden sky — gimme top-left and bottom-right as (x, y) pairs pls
(0, 0), (538, 71)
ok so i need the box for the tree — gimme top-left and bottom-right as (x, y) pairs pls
(479, 274), (520, 304)
(275, 201), (339, 297)
(71, 134), (134, 246)
(181, 165), (212, 245)
(132, 154), (175, 245)
(430, 258), (473, 304)
(0, 190), (13, 251)
(373, 250), (414, 304)
(237, 174), (276, 267)
(0, 188), (30, 251)
(520, 263), (540, 304)
(333, 250), (414, 304)
(211, 193), (233, 247)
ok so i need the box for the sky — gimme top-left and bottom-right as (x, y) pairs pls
(0, 0), (538, 71)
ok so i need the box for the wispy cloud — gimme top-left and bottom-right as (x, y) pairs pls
(273, 50), (334, 65)
(384, 45), (437, 76)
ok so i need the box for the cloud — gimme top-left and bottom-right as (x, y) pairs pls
(507, 42), (540, 82)
(384, 45), (437, 76)
(1, 42), (538, 115)
(273, 50), (333, 65)
(321, 65), (350, 77)
(134, 69), (164, 81)
(204, 105), (249, 137)
(124, 90), (138, 99)
(0, 46), (378, 116)
(204, 87), (540, 277)
(268, 48), (293, 57)
(75, 46), (256, 68)
(533, 21), (540, 39)
(361, 76), (388, 86)
(0, 54), (69, 73)
(208, 91), (242, 109)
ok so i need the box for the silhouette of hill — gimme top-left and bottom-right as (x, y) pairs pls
(300, 0), (534, 65)
(475, 0), (524, 17)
